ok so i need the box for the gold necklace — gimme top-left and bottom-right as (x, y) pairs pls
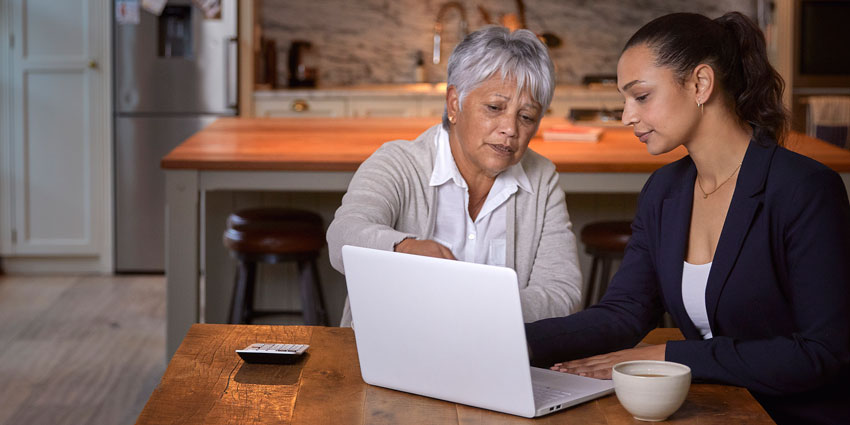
(697, 162), (742, 199)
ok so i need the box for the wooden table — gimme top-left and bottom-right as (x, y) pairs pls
(137, 325), (773, 424)
(161, 117), (850, 359)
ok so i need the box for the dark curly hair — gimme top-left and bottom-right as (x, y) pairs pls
(624, 12), (789, 145)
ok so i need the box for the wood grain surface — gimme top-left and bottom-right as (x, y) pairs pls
(137, 324), (774, 424)
(161, 117), (850, 173)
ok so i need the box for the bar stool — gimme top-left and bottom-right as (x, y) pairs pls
(223, 207), (329, 326)
(580, 220), (632, 308)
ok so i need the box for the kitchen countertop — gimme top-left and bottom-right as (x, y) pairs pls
(161, 117), (850, 173)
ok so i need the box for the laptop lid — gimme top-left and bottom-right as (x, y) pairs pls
(342, 245), (537, 417)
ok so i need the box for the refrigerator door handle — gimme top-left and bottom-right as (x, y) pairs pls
(226, 37), (239, 111)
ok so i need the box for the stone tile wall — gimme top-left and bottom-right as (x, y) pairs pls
(260, 0), (755, 87)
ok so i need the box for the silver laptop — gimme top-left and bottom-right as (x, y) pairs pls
(341, 245), (614, 418)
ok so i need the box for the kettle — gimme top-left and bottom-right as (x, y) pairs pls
(288, 40), (317, 87)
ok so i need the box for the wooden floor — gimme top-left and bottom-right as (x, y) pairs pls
(0, 275), (166, 425)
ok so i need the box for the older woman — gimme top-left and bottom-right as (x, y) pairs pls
(327, 26), (582, 327)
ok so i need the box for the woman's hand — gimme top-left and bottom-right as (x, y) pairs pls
(394, 238), (456, 260)
(551, 343), (666, 379)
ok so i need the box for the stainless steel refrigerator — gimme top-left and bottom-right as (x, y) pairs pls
(114, 0), (237, 272)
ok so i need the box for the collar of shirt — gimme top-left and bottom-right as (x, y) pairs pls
(429, 126), (533, 195)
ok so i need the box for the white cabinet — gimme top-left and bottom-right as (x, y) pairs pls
(255, 92), (439, 119)
(255, 97), (348, 117)
(0, 1), (11, 255)
(254, 86), (621, 121)
(350, 97), (419, 117)
(419, 97), (447, 118)
(0, 0), (111, 272)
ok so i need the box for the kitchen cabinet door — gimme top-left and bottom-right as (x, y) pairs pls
(349, 97), (419, 118)
(1, 0), (110, 266)
(419, 97), (447, 118)
(255, 97), (347, 117)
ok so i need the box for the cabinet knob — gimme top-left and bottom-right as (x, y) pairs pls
(291, 99), (309, 112)
(88, 60), (98, 69)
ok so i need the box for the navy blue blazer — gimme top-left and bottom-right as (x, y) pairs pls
(527, 135), (850, 424)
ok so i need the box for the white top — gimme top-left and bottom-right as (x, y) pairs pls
(682, 261), (713, 339)
(430, 127), (532, 266)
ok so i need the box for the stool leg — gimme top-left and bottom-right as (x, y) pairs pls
(229, 260), (247, 324)
(597, 257), (612, 306)
(310, 259), (329, 325)
(229, 260), (256, 324)
(660, 313), (676, 328)
(243, 261), (257, 324)
(297, 260), (321, 325)
(583, 256), (599, 309)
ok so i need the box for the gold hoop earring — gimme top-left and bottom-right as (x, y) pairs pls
(696, 99), (704, 115)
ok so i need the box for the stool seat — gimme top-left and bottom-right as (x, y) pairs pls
(227, 207), (323, 228)
(224, 207), (325, 255)
(580, 220), (632, 309)
(581, 221), (632, 253)
(579, 220), (674, 327)
(224, 225), (325, 254)
(223, 207), (328, 326)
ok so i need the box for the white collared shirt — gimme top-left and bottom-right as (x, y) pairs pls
(429, 127), (533, 266)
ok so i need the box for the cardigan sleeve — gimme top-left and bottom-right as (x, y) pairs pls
(326, 143), (420, 274)
(517, 167), (583, 321)
(526, 172), (665, 367)
(666, 168), (850, 396)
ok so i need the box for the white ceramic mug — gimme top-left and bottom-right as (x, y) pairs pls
(612, 360), (691, 422)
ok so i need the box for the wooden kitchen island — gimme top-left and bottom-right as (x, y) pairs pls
(161, 117), (850, 359)
(138, 325), (774, 424)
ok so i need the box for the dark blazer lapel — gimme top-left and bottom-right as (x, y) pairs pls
(705, 141), (776, 329)
(659, 161), (700, 338)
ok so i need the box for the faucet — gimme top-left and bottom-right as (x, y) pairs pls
(433, 2), (469, 65)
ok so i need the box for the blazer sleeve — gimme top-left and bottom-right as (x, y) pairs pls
(518, 169), (583, 321)
(326, 143), (420, 274)
(666, 168), (850, 396)
(525, 172), (666, 367)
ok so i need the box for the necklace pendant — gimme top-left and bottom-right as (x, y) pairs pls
(703, 194), (708, 199)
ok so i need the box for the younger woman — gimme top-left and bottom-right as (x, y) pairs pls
(526, 12), (850, 424)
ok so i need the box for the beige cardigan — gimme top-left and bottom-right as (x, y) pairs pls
(327, 124), (583, 326)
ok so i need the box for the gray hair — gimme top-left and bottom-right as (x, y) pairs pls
(442, 26), (555, 130)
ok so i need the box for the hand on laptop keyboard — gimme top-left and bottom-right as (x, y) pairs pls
(394, 238), (456, 260)
(550, 344), (666, 379)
